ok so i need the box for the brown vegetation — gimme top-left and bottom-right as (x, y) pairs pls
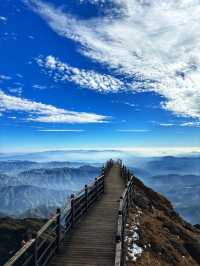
(125, 177), (200, 266)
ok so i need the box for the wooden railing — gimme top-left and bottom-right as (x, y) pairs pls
(115, 165), (134, 266)
(4, 160), (114, 266)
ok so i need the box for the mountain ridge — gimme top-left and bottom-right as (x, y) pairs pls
(125, 175), (200, 265)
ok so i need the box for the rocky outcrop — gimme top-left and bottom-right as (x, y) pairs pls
(125, 176), (200, 265)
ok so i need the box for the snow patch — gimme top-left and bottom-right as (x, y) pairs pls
(128, 244), (143, 262)
(126, 207), (150, 262)
(127, 226), (143, 261)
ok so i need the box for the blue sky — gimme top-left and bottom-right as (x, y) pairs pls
(0, 0), (200, 153)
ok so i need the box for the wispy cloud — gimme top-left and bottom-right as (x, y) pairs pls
(0, 16), (7, 22)
(38, 129), (85, 132)
(156, 121), (200, 128)
(8, 86), (23, 96)
(124, 102), (137, 108)
(180, 121), (200, 127)
(0, 90), (109, 123)
(159, 123), (175, 127)
(16, 74), (23, 78)
(27, 0), (200, 120)
(32, 84), (47, 90)
(0, 74), (11, 81)
(37, 55), (124, 92)
(117, 129), (150, 133)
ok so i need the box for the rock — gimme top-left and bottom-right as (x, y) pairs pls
(194, 224), (200, 230)
(184, 241), (200, 264)
(163, 223), (181, 235)
(170, 240), (188, 256)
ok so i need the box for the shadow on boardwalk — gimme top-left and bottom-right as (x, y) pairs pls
(50, 164), (124, 266)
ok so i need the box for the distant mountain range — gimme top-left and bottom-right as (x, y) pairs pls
(0, 185), (71, 216)
(130, 156), (200, 224)
(0, 155), (199, 224)
(145, 174), (200, 224)
(0, 161), (101, 217)
(0, 160), (88, 175)
(144, 156), (200, 176)
(0, 149), (125, 163)
(130, 156), (200, 177)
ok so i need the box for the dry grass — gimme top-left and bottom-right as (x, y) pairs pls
(124, 176), (200, 266)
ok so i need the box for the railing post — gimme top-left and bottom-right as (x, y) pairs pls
(101, 166), (105, 177)
(102, 175), (105, 194)
(85, 184), (88, 212)
(130, 178), (134, 207)
(122, 209), (127, 266)
(71, 194), (75, 228)
(95, 177), (98, 199)
(56, 208), (61, 253)
(34, 233), (38, 266)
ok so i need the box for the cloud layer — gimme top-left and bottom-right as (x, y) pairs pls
(0, 90), (108, 123)
(27, 0), (200, 120)
(37, 55), (123, 92)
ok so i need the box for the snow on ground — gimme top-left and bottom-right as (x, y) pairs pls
(125, 206), (144, 262)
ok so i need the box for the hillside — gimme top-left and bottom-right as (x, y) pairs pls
(125, 176), (200, 265)
(0, 217), (45, 265)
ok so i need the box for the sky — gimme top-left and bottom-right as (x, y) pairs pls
(0, 0), (200, 153)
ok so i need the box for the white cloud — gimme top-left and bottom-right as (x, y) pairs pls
(8, 87), (23, 96)
(180, 121), (200, 127)
(117, 129), (150, 132)
(79, 0), (106, 3)
(27, 0), (200, 120)
(38, 129), (85, 132)
(32, 84), (47, 90)
(0, 90), (109, 123)
(156, 121), (200, 127)
(0, 16), (7, 22)
(119, 147), (200, 156)
(0, 74), (11, 81)
(37, 55), (124, 92)
(159, 123), (175, 127)
(124, 102), (137, 107)
(16, 73), (23, 78)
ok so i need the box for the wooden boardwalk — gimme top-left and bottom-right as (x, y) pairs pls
(50, 164), (124, 266)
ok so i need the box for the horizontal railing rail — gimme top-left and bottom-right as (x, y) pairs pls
(115, 165), (134, 266)
(4, 159), (114, 266)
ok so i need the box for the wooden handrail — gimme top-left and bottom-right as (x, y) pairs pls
(37, 215), (58, 238)
(114, 165), (134, 266)
(3, 160), (115, 266)
(4, 239), (35, 266)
